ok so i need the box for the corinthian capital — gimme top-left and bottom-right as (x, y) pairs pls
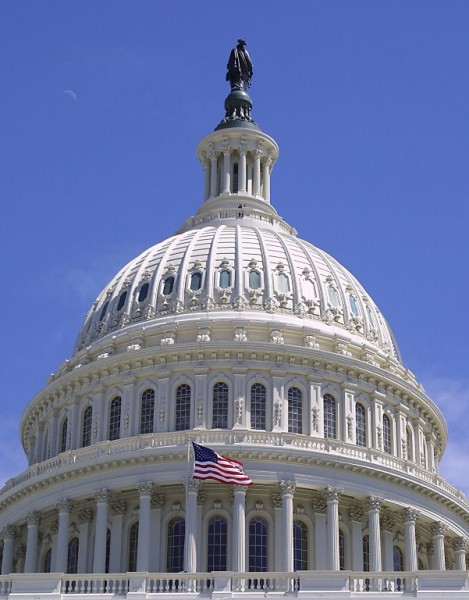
(56, 497), (73, 513)
(325, 487), (340, 502)
(279, 480), (296, 496)
(365, 496), (383, 511)
(402, 507), (419, 524)
(27, 511), (42, 526)
(453, 537), (468, 552)
(137, 482), (153, 497)
(431, 521), (448, 537)
(185, 478), (199, 493)
(2, 525), (16, 540)
(94, 488), (111, 503)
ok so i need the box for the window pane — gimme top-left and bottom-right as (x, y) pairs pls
(213, 382), (229, 429)
(140, 389), (155, 434)
(249, 518), (268, 572)
(339, 530), (345, 570)
(43, 549), (52, 573)
(82, 406), (93, 447)
(128, 523), (139, 572)
(60, 418), (68, 453)
(406, 428), (413, 461)
(105, 529), (111, 574)
(383, 415), (392, 454)
(138, 282), (149, 302)
(176, 384), (191, 431)
(288, 387), (303, 434)
(293, 521), (308, 570)
(208, 516), (227, 571)
(117, 291), (127, 311)
(349, 294), (359, 316)
(167, 518), (185, 573)
(67, 538), (79, 574)
(99, 301), (109, 321)
(276, 272), (289, 293)
(251, 383), (266, 430)
(163, 276), (175, 295)
(355, 403), (366, 447)
(190, 272), (202, 291)
(393, 546), (404, 571)
(249, 271), (261, 290)
(219, 270), (231, 289)
(324, 394), (336, 439)
(363, 535), (370, 572)
(328, 286), (340, 308)
(109, 396), (121, 441)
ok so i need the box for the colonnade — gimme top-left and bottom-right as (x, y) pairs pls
(0, 483), (466, 575)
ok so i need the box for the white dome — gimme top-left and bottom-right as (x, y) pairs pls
(75, 220), (401, 364)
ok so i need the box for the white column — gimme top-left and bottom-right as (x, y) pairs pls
(426, 434), (436, 472)
(403, 508), (418, 572)
(24, 511), (41, 573)
(223, 150), (231, 193)
(203, 159), (210, 200)
(1, 526), (16, 575)
(238, 149), (247, 192)
(253, 150), (261, 196)
(366, 496), (382, 572)
(325, 487), (340, 570)
(349, 506), (364, 571)
(210, 153), (218, 198)
(137, 482), (153, 572)
(431, 522), (447, 570)
(93, 489), (110, 573)
(280, 481), (296, 572)
(54, 498), (73, 572)
(313, 498), (327, 570)
(109, 499), (126, 573)
(184, 479), (199, 573)
(150, 494), (164, 572)
(262, 157), (271, 202)
(272, 492), (283, 571)
(233, 485), (247, 572)
(381, 516), (395, 571)
(78, 508), (93, 573)
(453, 538), (467, 570)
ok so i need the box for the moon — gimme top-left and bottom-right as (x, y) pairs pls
(63, 89), (77, 102)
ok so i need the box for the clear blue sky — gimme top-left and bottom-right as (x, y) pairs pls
(1, 1), (469, 493)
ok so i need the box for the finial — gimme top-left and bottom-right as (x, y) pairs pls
(216, 39), (259, 131)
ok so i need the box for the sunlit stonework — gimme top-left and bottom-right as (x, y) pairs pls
(2, 42), (469, 599)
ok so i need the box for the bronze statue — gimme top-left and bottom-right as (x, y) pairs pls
(226, 39), (253, 91)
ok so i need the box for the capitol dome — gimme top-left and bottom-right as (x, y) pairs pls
(2, 41), (469, 599)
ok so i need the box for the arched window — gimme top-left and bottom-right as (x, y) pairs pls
(219, 270), (231, 289)
(328, 285), (340, 308)
(207, 516), (227, 571)
(406, 427), (413, 461)
(276, 272), (290, 293)
(190, 272), (202, 291)
(105, 528), (111, 574)
(60, 418), (68, 453)
(167, 517), (185, 573)
(339, 530), (345, 570)
(249, 517), (268, 572)
(288, 387), (303, 434)
(249, 271), (261, 290)
(43, 548), (52, 573)
(366, 305), (375, 328)
(82, 406), (93, 447)
(233, 162), (239, 193)
(140, 389), (155, 434)
(324, 394), (337, 439)
(250, 383), (266, 430)
(349, 294), (359, 317)
(108, 396), (121, 441)
(383, 414), (392, 454)
(138, 282), (150, 303)
(393, 546), (404, 571)
(175, 384), (191, 431)
(117, 290), (127, 311)
(355, 403), (366, 447)
(67, 538), (79, 574)
(363, 535), (370, 572)
(293, 520), (308, 570)
(99, 301), (109, 321)
(163, 276), (175, 295)
(128, 522), (139, 572)
(212, 382), (229, 429)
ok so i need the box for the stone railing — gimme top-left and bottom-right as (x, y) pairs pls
(0, 571), (469, 598)
(1, 431), (467, 508)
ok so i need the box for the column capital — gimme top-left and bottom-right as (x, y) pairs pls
(431, 521), (448, 537)
(365, 496), (383, 511)
(110, 499), (127, 516)
(185, 478), (199, 493)
(1, 525), (16, 540)
(325, 487), (341, 502)
(453, 537), (468, 552)
(94, 488), (111, 503)
(151, 493), (164, 509)
(381, 516), (395, 532)
(349, 505), (364, 522)
(27, 511), (41, 526)
(78, 508), (94, 523)
(56, 497), (73, 513)
(137, 481), (153, 497)
(233, 484), (247, 495)
(279, 480), (296, 496)
(402, 507), (419, 524)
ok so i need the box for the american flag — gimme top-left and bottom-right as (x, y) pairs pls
(192, 442), (252, 486)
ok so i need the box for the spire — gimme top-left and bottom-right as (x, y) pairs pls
(216, 39), (259, 131)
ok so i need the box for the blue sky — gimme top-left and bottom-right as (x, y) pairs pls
(1, 1), (469, 494)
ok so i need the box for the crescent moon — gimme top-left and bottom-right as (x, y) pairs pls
(63, 89), (77, 102)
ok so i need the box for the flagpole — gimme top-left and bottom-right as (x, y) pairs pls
(187, 434), (192, 487)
